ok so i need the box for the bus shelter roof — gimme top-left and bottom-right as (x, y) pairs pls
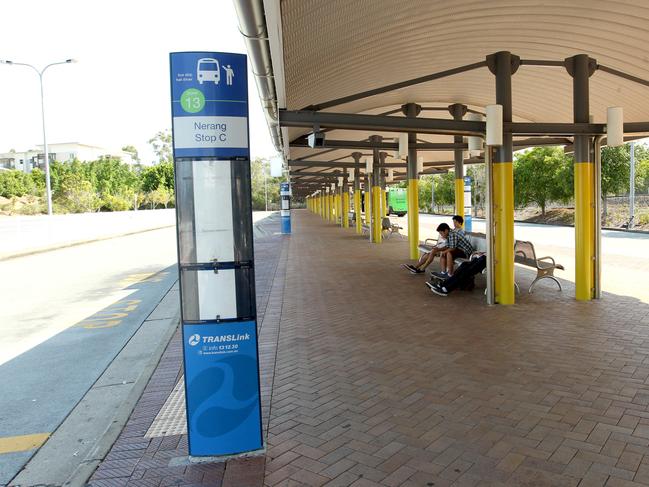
(238, 0), (649, 185)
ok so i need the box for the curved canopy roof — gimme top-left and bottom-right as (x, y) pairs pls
(259, 0), (649, 189)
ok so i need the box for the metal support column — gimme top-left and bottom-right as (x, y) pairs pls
(370, 135), (383, 243)
(342, 172), (350, 228)
(402, 103), (422, 259)
(450, 103), (468, 220)
(321, 186), (326, 219)
(379, 152), (388, 217)
(488, 51), (518, 305)
(352, 152), (363, 234)
(566, 54), (596, 301)
(364, 172), (371, 240)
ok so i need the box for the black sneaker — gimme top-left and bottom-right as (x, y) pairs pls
(425, 281), (434, 290)
(431, 271), (448, 279)
(431, 283), (449, 297)
(401, 263), (415, 271)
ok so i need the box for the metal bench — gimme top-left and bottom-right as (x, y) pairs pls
(417, 238), (437, 254)
(382, 217), (404, 239)
(514, 240), (565, 293)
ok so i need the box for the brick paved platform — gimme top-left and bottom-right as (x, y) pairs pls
(90, 210), (649, 487)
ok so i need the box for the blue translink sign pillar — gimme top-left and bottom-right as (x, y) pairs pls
(169, 51), (263, 457)
(463, 176), (473, 232)
(280, 182), (291, 234)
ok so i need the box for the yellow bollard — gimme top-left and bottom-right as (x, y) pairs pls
(372, 186), (382, 243)
(575, 162), (594, 301)
(364, 190), (370, 226)
(493, 162), (515, 305)
(354, 190), (362, 234)
(455, 178), (464, 219)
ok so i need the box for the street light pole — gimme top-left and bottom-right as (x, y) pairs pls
(1, 58), (76, 215)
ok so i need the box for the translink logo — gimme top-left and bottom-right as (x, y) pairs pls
(202, 333), (250, 343)
(188, 334), (201, 346)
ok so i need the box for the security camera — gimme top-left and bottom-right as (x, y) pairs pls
(307, 131), (325, 148)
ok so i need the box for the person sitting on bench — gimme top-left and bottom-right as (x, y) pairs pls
(402, 230), (447, 274)
(451, 215), (465, 235)
(433, 221), (474, 278)
(427, 254), (486, 296)
(402, 215), (463, 274)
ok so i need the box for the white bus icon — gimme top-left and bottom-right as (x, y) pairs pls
(197, 58), (220, 85)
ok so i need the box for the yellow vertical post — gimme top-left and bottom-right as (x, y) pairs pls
(329, 193), (334, 222)
(336, 193), (341, 225)
(364, 189), (370, 225)
(407, 179), (418, 259)
(382, 189), (387, 217)
(493, 162), (515, 305)
(354, 189), (362, 234)
(372, 185), (381, 243)
(455, 178), (464, 219)
(490, 51), (516, 305)
(343, 191), (350, 228)
(575, 162), (594, 300)
(569, 54), (596, 301)
(326, 192), (330, 221)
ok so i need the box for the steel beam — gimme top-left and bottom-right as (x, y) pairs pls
(282, 110), (649, 137)
(280, 110), (484, 136)
(290, 138), (469, 151)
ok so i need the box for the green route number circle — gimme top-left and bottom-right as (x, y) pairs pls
(180, 88), (205, 113)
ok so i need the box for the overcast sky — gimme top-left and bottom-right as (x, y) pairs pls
(0, 0), (276, 163)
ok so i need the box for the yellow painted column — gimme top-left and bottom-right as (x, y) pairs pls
(364, 190), (370, 225)
(354, 190), (362, 234)
(343, 191), (350, 228)
(336, 193), (341, 225)
(575, 162), (595, 301)
(455, 178), (464, 219)
(372, 186), (382, 243)
(326, 193), (331, 221)
(329, 194), (334, 222)
(382, 189), (387, 217)
(407, 179), (419, 259)
(493, 162), (515, 305)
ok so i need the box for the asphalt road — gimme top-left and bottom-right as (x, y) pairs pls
(397, 213), (649, 303)
(0, 226), (178, 485)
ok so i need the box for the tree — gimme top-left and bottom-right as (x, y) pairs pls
(250, 157), (282, 210)
(433, 172), (455, 211)
(601, 145), (631, 219)
(55, 172), (101, 213)
(140, 162), (174, 192)
(0, 170), (37, 198)
(121, 145), (140, 163)
(636, 159), (649, 194)
(466, 165), (486, 217)
(513, 147), (571, 215)
(145, 187), (173, 209)
(148, 130), (173, 164)
(418, 175), (432, 211)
